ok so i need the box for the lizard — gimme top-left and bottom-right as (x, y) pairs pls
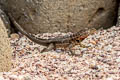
(8, 13), (96, 54)
(41, 28), (96, 54)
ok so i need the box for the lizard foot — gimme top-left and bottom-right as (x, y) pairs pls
(80, 43), (88, 48)
(40, 43), (55, 53)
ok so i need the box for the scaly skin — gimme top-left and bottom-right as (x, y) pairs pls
(8, 13), (96, 53)
(41, 28), (96, 53)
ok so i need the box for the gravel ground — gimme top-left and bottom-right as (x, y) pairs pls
(0, 26), (120, 80)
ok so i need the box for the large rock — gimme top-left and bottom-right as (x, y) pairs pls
(0, 11), (12, 72)
(0, 0), (118, 34)
(0, 7), (12, 35)
(117, 2), (120, 26)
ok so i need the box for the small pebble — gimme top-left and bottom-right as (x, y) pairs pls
(1, 26), (120, 80)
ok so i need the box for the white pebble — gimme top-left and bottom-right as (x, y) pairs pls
(106, 77), (113, 80)
(18, 75), (24, 80)
(0, 76), (4, 80)
(9, 75), (18, 79)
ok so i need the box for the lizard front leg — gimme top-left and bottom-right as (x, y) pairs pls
(68, 44), (75, 55)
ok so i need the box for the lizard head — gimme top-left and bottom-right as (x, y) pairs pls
(75, 28), (96, 41)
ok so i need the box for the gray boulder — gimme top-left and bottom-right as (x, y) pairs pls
(116, 2), (120, 26)
(0, 0), (118, 34)
(0, 9), (12, 72)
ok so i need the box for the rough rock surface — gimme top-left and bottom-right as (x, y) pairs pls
(0, 7), (11, 35)
(0, 0), (118, 34)
(0, 15), (12, 72)
(117, 1), (120, 26)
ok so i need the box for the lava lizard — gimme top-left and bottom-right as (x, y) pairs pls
(8, 13), (96, 54)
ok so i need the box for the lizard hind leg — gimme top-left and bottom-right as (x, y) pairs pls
(40, 43), (55, 53)
(67, 43), (75, 55)
(79, 43), (87, 48)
